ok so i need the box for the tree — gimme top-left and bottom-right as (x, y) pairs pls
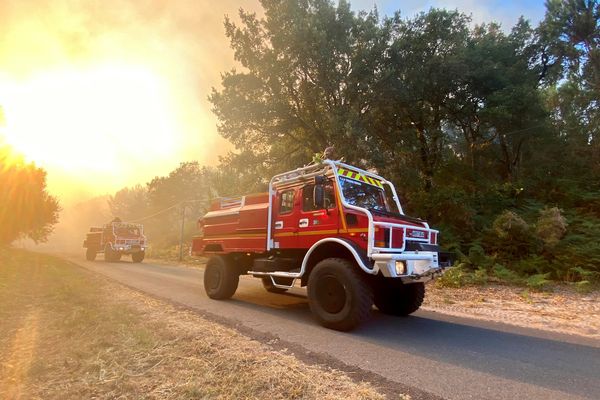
(120, 0), (598, 278)
(108, 185), (149, 221)
(144, 162), (215, 245)
(0, 144), (60, 245)
(542, 0), (600, 93)
(540, 0), (600, 173)
(372, 9), (471, 190)
(467, 20), (549, 182)
(210, 0), (389, 174)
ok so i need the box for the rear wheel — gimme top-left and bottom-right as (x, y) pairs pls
(261, 277), (289, 293)
(85, 248), (96, 261)
(374, 281), (425, 316)
(204, 256), (239, 300)
(307, 258), (373, 331)
(131, 251), (145, 263)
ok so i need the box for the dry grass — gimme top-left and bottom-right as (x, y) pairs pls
(0, 249), (386, 399)
(425, 282), (600, 339)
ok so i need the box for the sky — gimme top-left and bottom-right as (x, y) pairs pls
(352, 0), (546, 28)
(0, 0), (547, 205)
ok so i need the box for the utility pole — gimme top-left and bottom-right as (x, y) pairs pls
(178, 198), (205, 262)
(179, 203), (186, 262)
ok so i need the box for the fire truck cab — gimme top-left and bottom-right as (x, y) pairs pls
(191, 160), (453, 331)
(83, 221), (147, 263)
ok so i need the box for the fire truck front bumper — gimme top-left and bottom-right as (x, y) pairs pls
(112, 244), (146, 254)
(372, 251), (454, 283)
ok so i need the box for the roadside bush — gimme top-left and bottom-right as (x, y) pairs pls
(489, 210), (536, 259)
(536, 207), (567, 250)
(466, 244), (494, 268)
(408, 185), (477, 243)
(551, 213), (600, 279)
(493, 210), (530, 240)
(437, 265), (470, 288)
(470, 267), (489, 285)
(492, 264), (524, 285)
(526, 273), (552, 291)
(567, 266), (600, 283)
(513, 255), (549, 276)
(574, 280), (593, 294)
(436, 264), (489, 287)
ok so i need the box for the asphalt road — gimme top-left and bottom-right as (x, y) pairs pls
(68, 256), (600, 400)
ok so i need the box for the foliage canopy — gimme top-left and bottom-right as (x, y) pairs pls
(108, 0), (600, 280)
(0, 144), (60, 245)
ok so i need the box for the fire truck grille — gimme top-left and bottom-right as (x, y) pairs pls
(116, 239), (143, 245)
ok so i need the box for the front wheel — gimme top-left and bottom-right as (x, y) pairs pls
(131, 251), (145, 263)
(374, 281), (425, 316)
(104, 245), (117, 262)
(204, 256), (239, 300)
(85, 248), (97, 261)
(307, 258), (373, 331)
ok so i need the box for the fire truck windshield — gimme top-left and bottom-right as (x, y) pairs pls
(338, 176), (390, 212)
(116, 226), (140, 236)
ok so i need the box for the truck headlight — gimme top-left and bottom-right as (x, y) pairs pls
(395, 261), (406, 275)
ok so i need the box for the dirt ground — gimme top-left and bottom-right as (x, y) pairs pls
(424, 283), (600, 339)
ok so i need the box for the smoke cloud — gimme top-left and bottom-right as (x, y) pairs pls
(0, 0), (261, 203)
(0, 0), (261, 251)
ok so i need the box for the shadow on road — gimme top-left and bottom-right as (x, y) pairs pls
(231, 288), (600, 399)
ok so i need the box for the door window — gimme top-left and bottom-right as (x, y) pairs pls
(302, 183), (335, 211)
(279, 190), (295, 214)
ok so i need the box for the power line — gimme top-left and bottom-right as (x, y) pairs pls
(129, 203), (181, 223)
(129, 199), (207, 223)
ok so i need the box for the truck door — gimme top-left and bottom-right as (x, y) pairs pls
(272, 187), (301, 249)
(296, 180), (339, 248)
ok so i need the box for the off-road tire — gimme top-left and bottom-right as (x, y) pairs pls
(131, 251), (145, 263)
(85, 248), (97, 261)
(374, 281), (425, 316)
(261, 277), (289, 293)
(307, 258), (373, 331)
(104, 245), (117, 262)
(204, 255), (239, 300)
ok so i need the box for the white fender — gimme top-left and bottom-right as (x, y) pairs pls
(300, 238), (376, 276)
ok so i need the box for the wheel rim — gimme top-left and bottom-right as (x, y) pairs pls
(206, 266), (221, 291)
(315, 274), (346, 314)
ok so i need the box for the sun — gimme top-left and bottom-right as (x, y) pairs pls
(0, 63), (180, 194)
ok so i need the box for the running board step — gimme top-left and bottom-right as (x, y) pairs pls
(248, 269), (301, 279)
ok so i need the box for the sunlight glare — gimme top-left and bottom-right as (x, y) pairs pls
(0, 63), (179, 181)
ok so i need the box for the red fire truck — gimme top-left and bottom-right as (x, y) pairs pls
(191, 160), (452, 331)
(83, 221), (147, 263)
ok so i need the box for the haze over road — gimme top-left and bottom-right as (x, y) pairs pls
(68, 256), (600, 400)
